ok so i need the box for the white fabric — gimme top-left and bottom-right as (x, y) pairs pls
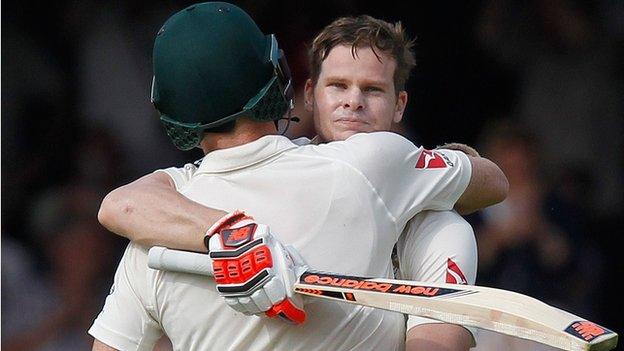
(295, 135), (480, 345)
(87, 244), (164, 351)
(396, 210), (479, 346)
(90, 132), (471, 351)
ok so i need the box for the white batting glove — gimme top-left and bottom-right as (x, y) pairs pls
(206, 211), (307, 324)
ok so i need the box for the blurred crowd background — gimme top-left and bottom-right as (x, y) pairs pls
(2, 0), (623, 350)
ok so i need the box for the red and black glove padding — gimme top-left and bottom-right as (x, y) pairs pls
(205, 211), (307, 324)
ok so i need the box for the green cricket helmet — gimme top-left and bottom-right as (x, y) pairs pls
(151, 2), (294, 150)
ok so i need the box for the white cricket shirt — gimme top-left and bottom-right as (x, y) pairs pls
(296, 137), (480, 344)
(89, 132), (472, 351)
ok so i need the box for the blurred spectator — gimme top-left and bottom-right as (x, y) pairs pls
(476, 0), (623, 218)
(471, 119), (606, 350)
(1, 16), (79, 251)
(76, 1), (191, 176)
(2, 184), (120, 351)
(71, 125), (128, 190)
(2, 237), (53, 345)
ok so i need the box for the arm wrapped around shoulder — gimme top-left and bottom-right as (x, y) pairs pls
(454, 156), (509, 214)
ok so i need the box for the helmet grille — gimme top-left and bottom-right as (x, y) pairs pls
(161, 118), (202, 151)
(251, 79), (288, 121)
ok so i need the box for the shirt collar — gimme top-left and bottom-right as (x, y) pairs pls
(196, 135), (298, 174)
(309, 135), (321, 145)
(290, 135), (321, 146)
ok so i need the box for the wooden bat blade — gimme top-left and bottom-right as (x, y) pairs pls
(295, 271), (618, 351)
(146, 246), (618, 351)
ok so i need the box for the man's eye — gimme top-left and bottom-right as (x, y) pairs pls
(364, 86), (382, 92)
(329, 83), (347, 89)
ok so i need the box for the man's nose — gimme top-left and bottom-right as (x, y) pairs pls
(342, 89), (364, 111)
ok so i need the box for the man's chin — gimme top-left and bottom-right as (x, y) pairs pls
(319, 127), (369, 142)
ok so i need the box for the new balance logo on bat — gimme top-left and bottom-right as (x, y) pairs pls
(300, 272), (466, 297)
(566, 321), (614, 341)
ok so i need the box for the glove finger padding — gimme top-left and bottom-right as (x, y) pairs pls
(263, 278), (287, 305)
(271, 244), (305, 309)
(250, 286), (273, 311)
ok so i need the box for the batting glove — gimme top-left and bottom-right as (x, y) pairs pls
(206, 211), (307, 324)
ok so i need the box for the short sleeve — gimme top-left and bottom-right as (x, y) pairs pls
(154, 162), (198, 190)
(88, 243), (163, 351)
(396, 210), (478, 346)
(335, 132), (472, 229)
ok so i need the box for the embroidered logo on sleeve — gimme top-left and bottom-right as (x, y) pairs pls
(446, 258), (468, 284)
(415, 150), (450, 169)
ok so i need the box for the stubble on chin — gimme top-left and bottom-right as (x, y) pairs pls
(336, 129), (360, 141)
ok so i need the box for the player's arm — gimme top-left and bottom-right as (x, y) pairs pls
(397, 211), (478, 351)
(99, 173), (306, 324)
(406, 324), (472, 351)
(453, 154), (508, 215)
(92, 339), (118, 351)
(436, 142), (508, 215)
(98, 171), (225, 252)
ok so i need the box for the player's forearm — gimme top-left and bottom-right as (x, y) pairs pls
(98, 172), (226, 252)
(454, 156), (508, 214)
(406, 324), (472, 351)
(92, 339), (119, 351)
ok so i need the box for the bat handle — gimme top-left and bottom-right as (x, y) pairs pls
(148, 246), (214, 276)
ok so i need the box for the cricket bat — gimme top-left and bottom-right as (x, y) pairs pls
(147, 246), (617, 351)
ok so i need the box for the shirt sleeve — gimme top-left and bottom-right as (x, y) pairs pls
(335, 132), (472, 229)
(154, 162), (198, 190)
(88, 243), (163, 351)
(396, 210), (478, 346)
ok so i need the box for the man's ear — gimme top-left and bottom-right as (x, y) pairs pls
(394, 91), (408, 123)
(304, 79), (314, 112)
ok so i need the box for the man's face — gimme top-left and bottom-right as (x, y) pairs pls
(304, 45), (407, 142)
